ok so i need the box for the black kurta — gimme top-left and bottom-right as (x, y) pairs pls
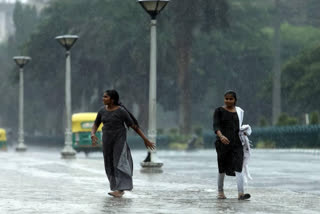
(213, 107), (243, 176)
(94, 106), (134, 191)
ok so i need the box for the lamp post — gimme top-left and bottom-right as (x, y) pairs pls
(55, 35), (78, 159)
(138, 0), (169, 168)
(13, 56), (31, 152)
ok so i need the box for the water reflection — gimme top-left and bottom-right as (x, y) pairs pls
(102, 196), (133, 211)
(215, 199), (250, 213)
(140, 168), (163, 174)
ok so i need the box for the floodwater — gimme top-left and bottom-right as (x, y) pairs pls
(0, 147), (319, 213)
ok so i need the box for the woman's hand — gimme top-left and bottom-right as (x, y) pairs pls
(144, 139), (156, 150)
(91, 135), (99, 147)
(219, 135), (230, 145)
(131, 125), (156, 150)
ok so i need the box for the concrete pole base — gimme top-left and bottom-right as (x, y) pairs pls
(61, 151), (76, 159)
(16, 144), (27, 152)
(140, 151), (163, 168)
(140, 167), (163, 174)
(61, 146), (76, 159)
(140, 162), (163, 168)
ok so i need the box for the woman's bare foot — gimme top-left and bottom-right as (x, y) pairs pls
(217, 191), (227, 199)
(108, 190), (125, 198)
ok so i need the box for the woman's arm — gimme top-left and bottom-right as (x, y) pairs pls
(216, 130), (230, 145)
(120, 108), (155, 150)
(91, 111), (102, 146)
(91, 124), (99, 146)
(131, 125), (155, 150)
(213, 109), (230, 145)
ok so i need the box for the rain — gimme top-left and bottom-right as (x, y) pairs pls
(0, 0), (320, 213)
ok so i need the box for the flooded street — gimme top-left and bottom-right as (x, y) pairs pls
(0, 148), (320, 214)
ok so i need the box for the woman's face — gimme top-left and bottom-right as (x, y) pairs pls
(102, 93), (113, 105)
(224, 94), (236, 107)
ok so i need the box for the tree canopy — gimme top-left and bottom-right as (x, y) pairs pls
(1, 0), (320, 135)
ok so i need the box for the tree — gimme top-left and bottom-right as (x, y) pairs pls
(167, 0), (229, 134)
(13, 1), (38, 51)
(281, 45), (320, 115)
(276, 113), (298, 126)
(190, 0), (273, 126)
(306, 0), (320, 27)
(2, 0), (319, 136)
(0, 1), (39, 131)
(20, 0), (178, 134)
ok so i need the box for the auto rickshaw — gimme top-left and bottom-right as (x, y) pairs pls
(0, 128), (7, 151)
(72, 113), (102, 155)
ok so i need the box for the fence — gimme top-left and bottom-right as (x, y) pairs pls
(203, 125), (320, 148)
(22, 125), (320, 149)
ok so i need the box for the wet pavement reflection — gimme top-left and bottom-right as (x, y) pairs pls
(0, 147), (319, 213)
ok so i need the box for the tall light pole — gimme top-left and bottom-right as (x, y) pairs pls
(55, 35), (78, 159)
(13, 56), (31, 152)
(138, 0), (169, 168)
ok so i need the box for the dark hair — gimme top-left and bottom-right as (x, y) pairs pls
(224, 90), (237, 105)
(105, 89), (139, 128)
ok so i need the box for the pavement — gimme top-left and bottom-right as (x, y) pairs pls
(0, 147), (320, 214)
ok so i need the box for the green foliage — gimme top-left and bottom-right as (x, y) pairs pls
(192, 0), (273, 124)
(281, 23), (320, 60)
(167, 126), (204, 150)
(276, 113), (298, 126)
(306, 0), (320, 27)
(157, 128), (164, 135)
(259, 117), (269, 127)
(281, 45), (320, 115)
(13, 1), (39, 51)
(193, 126), (203, 136)
(309, 111), (320, 124)
(168, 128), (179, 136)
(168, 132), (190, 144)
(1, 0), (320, 135)
(169, 142), (188, 150)
(0, 2), (39, 130)
(261, 23), (320, 120)
(255, 140), (276, 148)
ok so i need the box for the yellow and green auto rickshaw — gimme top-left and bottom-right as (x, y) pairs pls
(72, 113), (102, 155)
(0, 128), (7, 151)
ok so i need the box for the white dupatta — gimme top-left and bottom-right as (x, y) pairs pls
(236, 106), (253, 183)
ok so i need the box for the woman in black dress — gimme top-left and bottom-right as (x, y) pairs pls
(213, 90), (250, 200)
(91, 90), (155, 197)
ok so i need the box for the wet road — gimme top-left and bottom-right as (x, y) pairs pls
(0, 147), (320, 214)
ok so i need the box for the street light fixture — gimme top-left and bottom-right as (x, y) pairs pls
(138, 0), (170, 168)
(55, 34), (79, 159)
(55, 35), (79, 51)
(13, 56), (31, 152)
(138, 0), (169, 19)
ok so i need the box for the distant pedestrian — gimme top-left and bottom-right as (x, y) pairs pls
(213, 90), (251, 200)
(91, 89), (155, 197)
